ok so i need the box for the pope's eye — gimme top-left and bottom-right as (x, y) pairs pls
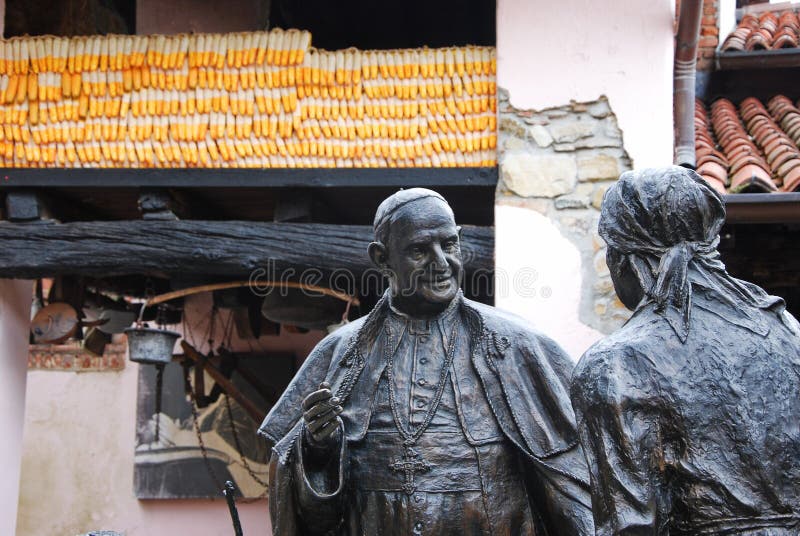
(409, 246), (425, 258)
(444, 240), (458, 251)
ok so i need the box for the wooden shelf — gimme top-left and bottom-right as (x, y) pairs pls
(716, 49), (800, 71)
(724, 192), (800, 223)
(0, 167), (498, 189)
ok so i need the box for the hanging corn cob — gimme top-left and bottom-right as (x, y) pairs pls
(0, 30), (496, 169)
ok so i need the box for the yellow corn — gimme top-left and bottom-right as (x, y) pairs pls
(1, 75), (13, 105)
(1, 35), (493, 170)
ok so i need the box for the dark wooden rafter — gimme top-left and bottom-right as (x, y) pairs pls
(723, 193), (800, 223)
(717, 49), (800, 71)
(0, 168), (498, 225)
(0, 220), (494, 280)
(0, 167), (498, 189)
(0, 168), (497, 303)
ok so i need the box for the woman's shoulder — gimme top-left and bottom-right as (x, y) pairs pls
(571, 312), (671, 408)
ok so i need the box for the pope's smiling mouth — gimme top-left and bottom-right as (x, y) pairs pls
(423, 276), (454, 288)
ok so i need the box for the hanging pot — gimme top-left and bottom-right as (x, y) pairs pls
(124, 326), (180, 365)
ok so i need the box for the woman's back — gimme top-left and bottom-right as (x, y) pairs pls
(573, 292), (800, 534)
(571, 166), (800, 535)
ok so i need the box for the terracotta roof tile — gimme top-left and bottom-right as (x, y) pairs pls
(696, 96), (800, 193)
(721, 10), (800, 51)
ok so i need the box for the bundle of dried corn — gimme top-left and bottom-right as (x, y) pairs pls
(0, 29), (496, 168)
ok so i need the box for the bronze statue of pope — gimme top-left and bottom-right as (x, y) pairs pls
(259, 188), (594, 535)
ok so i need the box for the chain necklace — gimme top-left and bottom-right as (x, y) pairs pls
(384, 316), (458, 493)
(384, 318), (458, 446)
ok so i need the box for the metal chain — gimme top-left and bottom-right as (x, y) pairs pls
(185, 366), (224, 492)
(154, 363), (164, 443)
(144, 277), (155, 301)
(224, 393), (269, 488)
(155, 304), (168, 328)
(207, 305), (217, 354)
(219, 309), (269, 498)
(384, 318), (458, 447)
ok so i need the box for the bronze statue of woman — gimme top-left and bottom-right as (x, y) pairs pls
(572, 167), (800, 535)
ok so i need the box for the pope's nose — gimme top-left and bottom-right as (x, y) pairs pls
(429, 243), (449, 271)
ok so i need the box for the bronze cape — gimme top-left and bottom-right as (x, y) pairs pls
(259, 293), (594, 535)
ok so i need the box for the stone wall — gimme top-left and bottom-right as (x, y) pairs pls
(497, 88), (632, 335)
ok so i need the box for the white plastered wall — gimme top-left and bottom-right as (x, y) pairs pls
(0, 280), (33, 536)
(495, 0), (675, 359)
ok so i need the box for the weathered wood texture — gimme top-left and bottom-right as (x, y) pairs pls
(0, 220), (493, 279)
(723, 193), (800, 223)
(0, 167), (498, 189)
(717, 49), (800, 71)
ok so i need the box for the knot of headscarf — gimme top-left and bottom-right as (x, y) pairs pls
(599, 166), (784, 342)
(651, 240), (710, 313)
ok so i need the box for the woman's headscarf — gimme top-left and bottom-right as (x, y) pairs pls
(599, 166), (785, 342)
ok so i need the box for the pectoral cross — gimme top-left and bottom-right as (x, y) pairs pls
(389, 446), (431, 494)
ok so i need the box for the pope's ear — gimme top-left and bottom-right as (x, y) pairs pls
(457, 226), (462, 241)
(368, 241), (388, 269)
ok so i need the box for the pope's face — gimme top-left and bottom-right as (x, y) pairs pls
(376, 198), (463, 316)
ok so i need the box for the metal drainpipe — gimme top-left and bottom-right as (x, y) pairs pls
(674, 0), (704, 168)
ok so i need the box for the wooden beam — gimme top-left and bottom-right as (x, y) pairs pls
(0, 167), (498, 189)
(0, 220), (493, 279)
(716, 49), (800, 71)
(723, 193), (800, 223)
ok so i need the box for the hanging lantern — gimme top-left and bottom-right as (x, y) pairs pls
(125, 323), (179, 444)
(126, 300), (180, 365)
(124, 325), (179, 365)
(125, 302), (181, 444)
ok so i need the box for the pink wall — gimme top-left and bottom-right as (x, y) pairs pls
(0, 280), (33, 536)
(17, 362), (273, 535)
(17, 293), (324, 535)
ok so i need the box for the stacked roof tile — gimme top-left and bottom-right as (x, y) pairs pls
(721, 10), (800, 51)
(0, 30), (497, 168)
(695, 96), (800, 193)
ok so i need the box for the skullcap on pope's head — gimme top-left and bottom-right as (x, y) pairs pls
(373, 188), (451, 238)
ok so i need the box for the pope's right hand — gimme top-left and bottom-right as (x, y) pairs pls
(302, 382), (343, 447)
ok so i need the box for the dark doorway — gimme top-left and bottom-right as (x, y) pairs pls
(270, 0), (496, 50)
(5, 0), (135, 37)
